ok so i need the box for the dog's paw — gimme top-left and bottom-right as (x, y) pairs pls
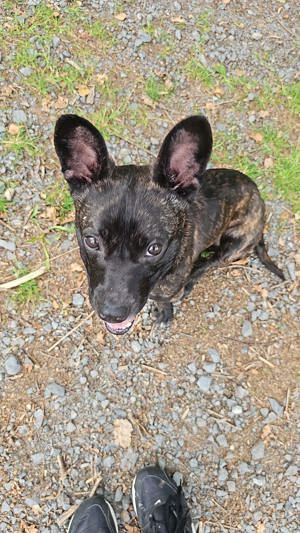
(155, 302), (174, 325)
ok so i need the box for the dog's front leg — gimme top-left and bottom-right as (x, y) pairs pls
(155, 300), (174, 324)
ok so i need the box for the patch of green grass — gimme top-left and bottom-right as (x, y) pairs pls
(185, 59), (213, 87)
(88, 21), (112, 43)
(3, 128), (39, 157)
(195, 11), (211, 41)
(51, 223), (75, 235)
(45, 184), (74, 219)
(144, 77), (172, 101)
(260, 127), (300, 212)
(281, 82), (300, 115)
(0, 196), (8, 214)
(13, 268), (41, 305)
(144, 21), (156, 37)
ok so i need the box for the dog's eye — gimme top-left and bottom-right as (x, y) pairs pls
(146, 242), (162, 257)
(84, 236), (99, 250)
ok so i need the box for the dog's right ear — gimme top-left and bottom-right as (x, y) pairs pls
(54, 114), (113, 192)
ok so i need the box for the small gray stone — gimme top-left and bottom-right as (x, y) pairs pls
(31, 452), (44, 465)
(103, 456), (115, 468)
(242, 320), (253, 337)
(20, 67), (33, 76)
(189, 458), (198, 469)
(285, 465), (298, 477)
(0, 239), (16, 252)
(269, 398), (283, 417)
(173, 471), (183, 486)
(1, 501), (10, 513)
(287, 261), (296, 281)
(5, 356), (21, 376)
(203, 362), (216, 373)
(227, 481), (236, 492)
(66, 422), (76, 433)
(44, 382), (65, 398)
(251, 441), (265, 461)
(12, 109), (27, 123)
(131, 340), (141, 353)
(114, 487), (123, 502)
(197, 375), (212, 393)
(33, 409), (44, 429)
(216, 434), (228, 448)
(207, 348), (220, 363)
(218, 468), (228, 482)
(72, 293), (84, 307)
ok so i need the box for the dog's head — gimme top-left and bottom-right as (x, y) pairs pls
(54, 114), (212, 334)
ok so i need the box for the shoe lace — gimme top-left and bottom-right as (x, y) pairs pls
(149, 485), (190, 533)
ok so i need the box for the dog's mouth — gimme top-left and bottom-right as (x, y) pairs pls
(104, 316), (136, 335)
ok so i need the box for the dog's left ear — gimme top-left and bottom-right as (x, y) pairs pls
(153, 115), (212, 196)
(54, 114), (114, 193)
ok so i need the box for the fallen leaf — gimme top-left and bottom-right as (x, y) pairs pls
(125, 526), (139, 533)
(171, 17), (186, 23)
(250, 132), (263, 143)
(96, 73), (108, 85)
(20, 522), (38, 533)
(40, 206), (57, 224)
(295, 253), (300, 266)
(258, 110), (270, 118)
(205, 102), (216, 111)
(70, 262), (83, 273)
(114, 419), (133, 448)
(55, 96), (69, 109)
(256, 521), (265, 533)
(96, 331), (105, 344)
(261, 424), (272, 442)
(8, 123), (20, 135)
(223, 0), (232, 4)
(141, 95), (156, 108)
(214, 86), (224, 96)
(77, 85), (90, 97)
(114, 12), (127, 21)
(264, 157), (274, 169)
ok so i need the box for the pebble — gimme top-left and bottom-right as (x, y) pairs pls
(131, 340), (141, 353)
(251, 441), (265, 461)
(72, 293), (84, 307)
(269, 398), (283, 417)
(1, 501), (10, 513)
(207, 348), (220, 363)
(44, 382), (66, 398)
(5, 356), (21, 376)
(287, 261), (296, 281)
(33, 409), (44, 429)
(0, 239), (16, 252)
(20, 67), (33, 76)
(31, 452), (44, 465)
(12, 109), (27, 123)
(197, 375), (212, 393)
(242, 320), (253, 337)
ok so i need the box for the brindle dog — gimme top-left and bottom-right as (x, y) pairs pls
(54, 114), (284, 335)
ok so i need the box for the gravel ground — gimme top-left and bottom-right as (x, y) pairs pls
(0, 1), (299, 532)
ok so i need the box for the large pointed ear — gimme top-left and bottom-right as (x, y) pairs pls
(54, 114), (114, 192)
(153, 115), (212, 196)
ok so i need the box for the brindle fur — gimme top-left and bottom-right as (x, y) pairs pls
(54, 114), (284, 331)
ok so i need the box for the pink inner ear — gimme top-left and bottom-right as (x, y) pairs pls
(65, 138), (99, 182)
(169, 131), (199, 188)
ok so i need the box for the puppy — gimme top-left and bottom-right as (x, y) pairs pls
(54, 114), (284, 334)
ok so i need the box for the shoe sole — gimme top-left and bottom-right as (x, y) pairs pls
(132, 474), (196, 533)
(67, 498), (119, 533)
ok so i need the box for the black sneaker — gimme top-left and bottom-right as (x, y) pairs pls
(132, 466), (195, 533)
(68, 495), (118, 533)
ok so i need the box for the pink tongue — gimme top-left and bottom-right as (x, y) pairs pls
(106, 317), (135, 330)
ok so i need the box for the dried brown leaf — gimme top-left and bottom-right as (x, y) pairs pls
(8, 123), (20, 135)
(250, 132), (263, 143)
(114, 419), (133, 448)
(115, 12), (127, 21)
(264, 157), (274, 169)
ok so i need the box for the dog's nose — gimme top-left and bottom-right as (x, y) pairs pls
(99, 305), (130, 323)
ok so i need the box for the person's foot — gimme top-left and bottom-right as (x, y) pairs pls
(68, 495), (118, 533)
(132, 465), (195, 532)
